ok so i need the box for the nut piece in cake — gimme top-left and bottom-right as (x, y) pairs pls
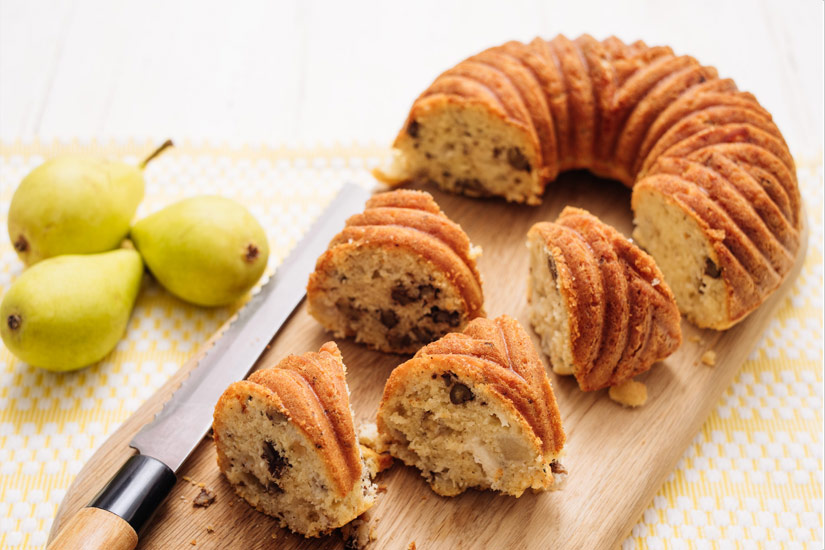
(307, 189), (484, 354)
(528, 207), (681, 392)
(212, 342), (376, 538)
(376, 315), (566, 497)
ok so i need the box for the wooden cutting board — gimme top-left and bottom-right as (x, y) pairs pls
(48, 174), (808, 550)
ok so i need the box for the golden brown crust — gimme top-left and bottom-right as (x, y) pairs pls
(382, 315), (565, 455)
(529, 207), (682, 390)
(391, 35), (802, 329)
(213, 342), (361, 497)
(553, 210), (629, 389)
(528, 221), (605, 374)
(473, 46), (557, 182)
(549, 35), (597, 169)
(632, 175), (762, 324)
(321, 190), (484, 319)
(307, 190), (484, 353)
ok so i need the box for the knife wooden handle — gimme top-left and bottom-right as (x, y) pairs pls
(48, 507), (138, 550)
(48, 454), (177, 550)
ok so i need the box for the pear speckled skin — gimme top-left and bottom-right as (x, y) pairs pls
(8, 155), (145, 265)
(0, 249), (144, 372)
(131, 196), (269, 307)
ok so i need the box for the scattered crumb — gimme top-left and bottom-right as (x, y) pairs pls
(361, 445), (394, 479)
(192, 487), (216, 508)
(180, 496), (186, 501)
(341, 512), (373, 549)
(550, 461), (567, 475)
(197, 482), (205, 488)
(183, 475), (193, 483)
(190, 540), (197, 546)
(689, 335), (703, 344)
(549, 460), (569, 490)
(608, 379), (648, 408)
(205, 525), (215, 534)
(408, 542), (417, 550)
(701, 350), (717, 366)
(271, 533), (278, 540)
(358, 422), (381, 449)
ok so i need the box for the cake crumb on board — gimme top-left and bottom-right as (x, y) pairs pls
(192, 487), (216, 508)
(608, 379), (648, 408)
(700, 350), (716, 366)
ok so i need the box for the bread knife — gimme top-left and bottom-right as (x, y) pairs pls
(47, 182), (372, 550)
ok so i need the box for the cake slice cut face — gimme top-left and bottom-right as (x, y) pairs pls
(376, 315), (566, 497)
(307, 189), (485, 354)
(212, 342), (376, 538)
(527, 207), (682, 391)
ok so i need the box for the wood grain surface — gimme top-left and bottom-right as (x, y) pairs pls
(47, 175), (808, 550)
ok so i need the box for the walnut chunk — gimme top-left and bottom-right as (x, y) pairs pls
(192, 488), (215, 508)
(704, 258), (722, 278)
(391, 284), (419, 305)
(449, 383), (474, 405)
(387, 332), (412, 349)
(336, 298), (362, 321)
(379, 309), (399, 329)
(429, 306), (460, 327)
(547, 255), (558, 281)
(261, 440), (289, 478)
(454, 178), (484, 193)
(506, 147), (532, 172)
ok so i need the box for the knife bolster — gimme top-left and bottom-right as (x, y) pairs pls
(89, 454), (177, 533)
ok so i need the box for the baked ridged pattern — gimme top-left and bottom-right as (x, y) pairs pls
(397, 34), (801, 326)
(529, 207), (682, 391)
(314, 189), (485, 321)
(214, 342), (362, 496)
(410, 315), (565, 455)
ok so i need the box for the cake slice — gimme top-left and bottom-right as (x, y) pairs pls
(527, 207), (681, 391)
(376, 315), (566, 497)
(212, 342), (376, 538)
(307, 189), (484, 354)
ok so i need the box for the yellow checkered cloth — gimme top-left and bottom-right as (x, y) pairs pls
(0, 142), (821, 549)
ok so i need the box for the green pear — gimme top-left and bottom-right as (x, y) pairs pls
(131, 196), (269, 307)
(0, 249), (144, 372)
(7, 140), (173, 265)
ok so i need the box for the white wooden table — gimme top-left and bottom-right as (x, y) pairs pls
(1, 1), (822, 548)
(1, 0), (822, 155)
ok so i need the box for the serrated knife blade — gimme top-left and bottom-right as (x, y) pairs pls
(47, 182), (371, 550)
(131, 182), (371, 471)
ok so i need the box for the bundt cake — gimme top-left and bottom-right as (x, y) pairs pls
(307, 189), (485, 354)
(377, 34), (802, 330)
(527, 207), (682, 392)
(212, 342), (376, 538)
(375, 315), (566, 497)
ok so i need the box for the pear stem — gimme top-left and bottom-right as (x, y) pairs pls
(140, 139), (174, 169)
